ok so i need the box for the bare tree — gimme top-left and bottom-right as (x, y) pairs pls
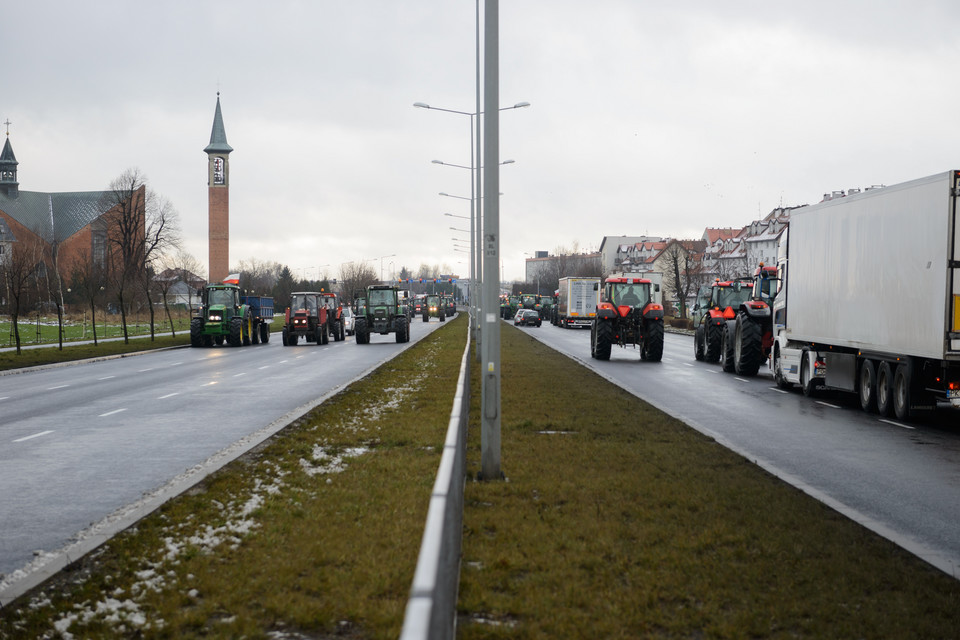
(338, 261), (378, 302)
(661, 243), (707, 319)
(0, 234), (45, 354)
(67, 247), (106, 346)
(100, 168), (148, 344)
(139, 190), (181, 340)
(234, 258), (281, 295)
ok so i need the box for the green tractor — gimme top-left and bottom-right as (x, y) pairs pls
(422, 294), (446, 323)
(191, 283), (272, 347)
(355, 284), (410, 344)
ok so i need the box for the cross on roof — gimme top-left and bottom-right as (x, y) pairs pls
(3, 119), (10, 136)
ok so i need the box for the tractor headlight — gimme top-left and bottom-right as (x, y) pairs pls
(209, 313), (222, 321)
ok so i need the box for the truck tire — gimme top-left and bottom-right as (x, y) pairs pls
(893, 363), (913, 421)
(800, 353), (818, 397)
(694, 325), (705, 361)
(773, 347), (792, 389)
(594, 319), (612, 361)
(229, 316), (243, 347)
(190, 318), (203, 347)
(876, 361), (894, 416)
(734, 314), (762, 376)
(859, 359), (877, 413)
(642, 320), (664, 362)
(704, 322), (721, 362)
(242, 311), (252, 346)
(251, 320), (261, 344)
(260, 323), (270, 344)
(720, 324), (736, 372)
(395, 317), (408, 343)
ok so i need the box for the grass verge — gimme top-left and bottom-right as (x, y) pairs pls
(457, 325), (960, 638)
(0, 316), (467, 639)
(0, 333), (191, 372)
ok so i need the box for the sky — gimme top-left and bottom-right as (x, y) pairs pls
(5, 0), (960, 282)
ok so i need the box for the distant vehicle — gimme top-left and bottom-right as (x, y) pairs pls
(422, 294), (446, 323)
(514, 308), (541, 327)
(355, 284), (410, 344)
(342, 306), (355, 336)
(191, 283), (272, 347)
(282, 291), (328, 346)
(591, 273), (664, 361)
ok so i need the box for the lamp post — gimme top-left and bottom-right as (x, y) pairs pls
(378, 254), (396, 283)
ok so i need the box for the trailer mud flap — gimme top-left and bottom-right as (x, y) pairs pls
(824, 352), (856, 392)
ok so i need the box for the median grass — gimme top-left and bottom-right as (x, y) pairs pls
(0, 332), (192, 372)
(457, 325), (960, 638)
(0, 317), (466, 639)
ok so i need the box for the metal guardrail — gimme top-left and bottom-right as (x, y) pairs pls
(399, 317), (472, 639)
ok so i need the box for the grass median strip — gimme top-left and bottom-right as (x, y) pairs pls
(458, 325), (960, 638)
(0, 334), (192, 372)
(0, 317), (467, 639)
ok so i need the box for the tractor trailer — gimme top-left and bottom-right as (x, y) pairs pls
(556, 277), (600, 328)
(771, 169), (960, 419)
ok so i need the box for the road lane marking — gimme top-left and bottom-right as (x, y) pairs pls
(99, 408), (127, 417)
(204, 381), (218, 386)
(770, 387), (789, 394)
(734, 377), (750, 383)
(233, 372), (247, 377)
(258, 366), (269, 370)
(683, 362), (694, 367)
(98, 376), (116, 381)
(880, 419), (915, 430)
(138, 368), (154, 372)
(816, 401), (842, 409)
(0, 396), (9, 401)
(158, 392), (180, 399)
(48, 384), (70, 390)
(14, 430), (54, 443)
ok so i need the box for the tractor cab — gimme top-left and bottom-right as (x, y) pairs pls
(202, 284), (240, 322)
(709, 279), (753, 318)
(602, 277), (654, 318)
(752, 263), (779, 303)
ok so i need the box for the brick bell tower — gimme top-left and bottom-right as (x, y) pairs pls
(204, 93), (233, 283)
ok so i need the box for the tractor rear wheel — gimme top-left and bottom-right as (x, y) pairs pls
(229, 317), (243, 347)
(242, 311), (252, 346)
(251, 320), (260, 344)
(642, 320), (664, 362)
(694, 325), (705, 361)
(721, 324), (736, 372)
(704, 322), (721, 362)
(190, 318), (203, 347)
(594, 319), (612, 361)
(734, 314), (762, 376)
(260, 323), (270, 343)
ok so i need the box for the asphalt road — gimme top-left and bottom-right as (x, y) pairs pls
(518, 320), (960, 578)
(0, 317), (447, 590)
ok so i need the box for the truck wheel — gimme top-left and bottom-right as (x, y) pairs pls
(694, 325), (705, 361)
(261, 323), (270, 344)
(594, 319), (612, 361)
(876, 361), (894, 416)
(801, 353), (818, 398)
(251, 320), (261, 344)
(720, 324), (736, 372)
(773, 347), (792, 389)
(642, 320), (664, 362)
(893, 364), (913, 421)
(190, 318), (203, 347)
(859, 359), (877, 413)
(734, 314), (762, 376)
(229, 317), (243, 346)
(395, 317), (408, 343)
(704, 323), (721, 363)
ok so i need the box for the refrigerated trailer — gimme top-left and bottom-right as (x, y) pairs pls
(556, 277), (600, 328)
(771, 169), (960, 419)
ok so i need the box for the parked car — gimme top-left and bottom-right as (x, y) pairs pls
(342, 306), (355, 336)
(514, 309), (542, 327)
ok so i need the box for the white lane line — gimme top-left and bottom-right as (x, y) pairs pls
(880, 419), (915, 430)
(0, 396), (8, 401)
(14, 430), (54, 443)
(203, 381), (218, 386)
(233, 372), (247, 378)
(158, 392), (180, 399)
(683, 362), (695, 367)
(48, 384), (70, 390)
(98, 376), (116, 381)
(99, 408), (127, 417)
(734, 377), (750, 383)
(816, 400), (842, 409)
(770, 387), (789, 394)
(258, 366), (269, 370)
(138, 368), (154, 372)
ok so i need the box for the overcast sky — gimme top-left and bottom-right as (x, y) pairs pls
(6, 1), (960, 282)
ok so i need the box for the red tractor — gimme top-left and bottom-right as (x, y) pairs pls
(720, 263), (779, 376)
(282, 291), (329, 346)
(590, 274), (665, 361)
(693, 278), (753, 364)
(321, 291), (346, 342)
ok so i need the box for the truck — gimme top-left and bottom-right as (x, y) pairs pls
(771, 169), (960, 420)
(355, 284), (410, 344)
(556, 277), (600, 328)
(190, 283), (273, 347)
(590, 273), (665, 361)
(282, 291), (328, 346)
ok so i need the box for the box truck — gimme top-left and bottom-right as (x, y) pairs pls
(771, 170), (960, 419)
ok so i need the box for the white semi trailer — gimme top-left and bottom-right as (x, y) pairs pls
(556, 277), (600, 328)
(771, 170), (960, 419)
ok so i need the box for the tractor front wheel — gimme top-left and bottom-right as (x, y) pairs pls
(594, 320), (612, 361)
(704, 322), (722, 362)
(395, 316), (408, 343)
(190, 318), (203, 347)
(720, 324), (736, 372)
(229, 317), (243, 347)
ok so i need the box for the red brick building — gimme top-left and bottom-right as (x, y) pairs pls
(204, 94), (232, 283)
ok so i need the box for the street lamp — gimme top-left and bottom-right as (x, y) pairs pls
(376, 254), (396, 282)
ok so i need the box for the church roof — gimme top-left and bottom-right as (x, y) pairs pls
(203, 95), (233, 154)
(0, 189), (111, 242)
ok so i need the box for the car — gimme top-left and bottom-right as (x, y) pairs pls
(514, 308), (541, 327)
(342, 306), (355, 335)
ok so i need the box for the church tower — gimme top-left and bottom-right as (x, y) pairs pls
(0, 120), (19, 199)
(204, 94), (233, 283)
